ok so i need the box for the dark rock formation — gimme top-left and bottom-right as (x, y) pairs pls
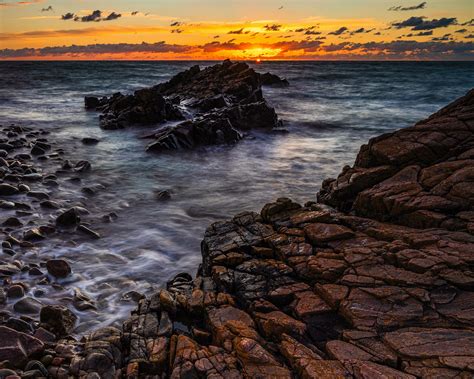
(86, 60), (284, 152)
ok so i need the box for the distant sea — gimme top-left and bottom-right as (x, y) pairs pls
(1, 61), (473, 332)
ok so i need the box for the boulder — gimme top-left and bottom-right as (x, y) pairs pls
(40, 305), (77, 337)
(0, 326), (44, 367)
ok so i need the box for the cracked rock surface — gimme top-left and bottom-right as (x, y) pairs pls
(3, 91), (473, 378)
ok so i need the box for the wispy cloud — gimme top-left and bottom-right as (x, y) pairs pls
(389, 2), (427, 11)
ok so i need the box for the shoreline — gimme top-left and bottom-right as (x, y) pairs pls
(1, 63), (473, 378)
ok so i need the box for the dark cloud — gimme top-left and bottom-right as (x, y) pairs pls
(104, 12), (121, 21)
(432, 33), (452, 41)
(389, 2), (427, 11)
(41, 5), (53, 12)
(60, 10), (122, 22)
(228, 28), (244, 34)
(131, 11), (139, 16)
(80, 10), (102, 22)
(392, 16), (457, 30)
(406, 30), (433, 37)
(329, 26), (348, 35)
(1, 39), (472, 60)
(0, 41), (194, 58)
(170, 21), (181, 27)
(213, 35), (220, 39)
(264, 24), (282, 31)
(171, 29), (183, 34)
(462, 19), (474, 26)
(61, 12), (75, 20)
(455, 29), (467, 34)
(465, 34), (474, 39)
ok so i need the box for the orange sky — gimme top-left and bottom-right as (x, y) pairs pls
(0, 0), (473, 60)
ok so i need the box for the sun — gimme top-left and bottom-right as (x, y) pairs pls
(256, 58), (261, 63)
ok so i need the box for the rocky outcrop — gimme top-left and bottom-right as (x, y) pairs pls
(4, 91), (473, 377)
(318, 89), (474, 233)
(86, 60), (283, 152)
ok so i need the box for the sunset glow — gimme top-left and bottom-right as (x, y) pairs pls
(0, 0), (473, 60)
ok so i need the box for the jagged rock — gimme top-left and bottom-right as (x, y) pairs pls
(90, 60), (282, 152)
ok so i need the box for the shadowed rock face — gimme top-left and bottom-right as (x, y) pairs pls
(318, 89), (474, 232)
(86, 60), (282, 152)
(8, 92), (474, 377)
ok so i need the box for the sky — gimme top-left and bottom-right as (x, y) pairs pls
(0, 0), (473, 60)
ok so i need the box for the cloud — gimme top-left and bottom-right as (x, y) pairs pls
(41, 5), (52, 12)
(0, 41), (194, 58)
(228, 28), (244, 34)
(264, 24), (282, 31)
(0, 0), (44, 7)
(170, 21), (182, 27)
(171, 29), (183, 33)
(104, 12), (121, 21)
(406, 30), (433, 37)
(392, 16), (457, 30)
(329, 26), (348, 35)
(462, 19), (474, 26)
(80, 10), (102, 22)
(61, 12), (75, 20)
(455, 29), (468, 34)
(61, 10), (122, 22)
(389, 2), (427, 11)
(131, 11), (139, 16)
(1, 39), (472, 60)
(466, 34), (474, 39)
(432, 33), (452, 41)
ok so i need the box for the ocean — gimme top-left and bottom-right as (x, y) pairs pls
(1, 60), (473, 332)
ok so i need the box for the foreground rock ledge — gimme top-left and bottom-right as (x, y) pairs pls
(3, 92), (473, 378)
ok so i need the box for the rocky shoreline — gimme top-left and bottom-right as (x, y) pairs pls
(0, 63), (473, 378)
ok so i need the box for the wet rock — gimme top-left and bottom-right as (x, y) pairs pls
(13, 297), (42, 314)
(155, 189), (171, 201)
(260, 72), (289, 87)
(78, 224), (101, 239)
(23, 228), (45, 241)
(2, 217), (23, 227)
(0, 326), (44, 367)
(0, 184), (18, 196)
(4, 317), (34, 334)
(7, 284), (24, 298)
(46, 259), (71, 278)
(56, 208), (80, 227)
(81, 137), (100, 145)
(40, 305), (77, 337)
(74, 160), (91, 172)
